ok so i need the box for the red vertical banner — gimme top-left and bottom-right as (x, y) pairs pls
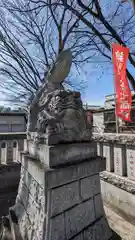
(112, 43), (132, 122)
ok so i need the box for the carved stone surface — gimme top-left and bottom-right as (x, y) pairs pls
(25, 140), (97, 168)
(27, 49), (92, 145)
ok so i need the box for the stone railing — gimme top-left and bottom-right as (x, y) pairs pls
(0, 132), (26, 165)
(93, 133), (135, 181)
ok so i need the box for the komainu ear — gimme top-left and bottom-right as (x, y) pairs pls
(49, 49), (72, 85)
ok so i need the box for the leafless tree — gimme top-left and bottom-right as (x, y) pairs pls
(0, 0), (97, 105)
(53, 0), (135, 91)
(1, 0), (135, 106)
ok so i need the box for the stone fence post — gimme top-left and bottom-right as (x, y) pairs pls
(103, 143), (114, 172)
(93, 134), (135, 177)
(114, 144), (126, 176)
(126, 145), (135, 180)
(97, 142), (103, 157)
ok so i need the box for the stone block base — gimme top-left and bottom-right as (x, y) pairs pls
(14, 153), (112, 240)
(24, 139), (97, 168)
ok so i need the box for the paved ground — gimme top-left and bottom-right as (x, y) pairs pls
(104, 205), (135, 240)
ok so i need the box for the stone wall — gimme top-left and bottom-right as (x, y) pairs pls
(14, 150), (112, 240)
(93, 133), (135, 225)
(101, 171), (135, 225)
(93, 133), (135, 223)
(93, 133), (135, 180)
(0, 163), (20, 217)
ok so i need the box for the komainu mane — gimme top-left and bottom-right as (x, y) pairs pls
(27, 49), (92, 145)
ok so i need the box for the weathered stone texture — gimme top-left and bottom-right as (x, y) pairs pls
(72, 234), (84, 240)
(15, 163), (45, 240)
(94, 194), (104, 219)
(101, 171), (135, 226)
(50, 181), (80, 217)
(65, 199), (95, 239)
(100, 171), (135, 194)
(13, 152), (111, 240)
(83, 217), (112, 240)
(80, 174), (100, 200)
(27, 141), (97, 168)
(46, 156), (105, 189)
(49, 214), (65, 240)
(27, 49), (92, 145)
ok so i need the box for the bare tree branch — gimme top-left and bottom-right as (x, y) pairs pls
(61, 0), (135, 91)
(0, 0), (89, 104)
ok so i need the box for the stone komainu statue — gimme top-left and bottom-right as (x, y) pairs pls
(27, 49), (92, 145)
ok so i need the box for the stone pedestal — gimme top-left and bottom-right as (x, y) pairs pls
(25, 140), (97, 168)
(14, 141), (112, 240)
